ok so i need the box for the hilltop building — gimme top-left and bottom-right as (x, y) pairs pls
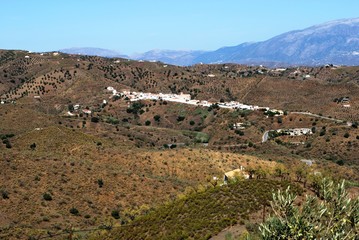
(223, 166), (249, 183)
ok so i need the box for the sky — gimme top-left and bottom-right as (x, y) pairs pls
(1, 0), (358, 55)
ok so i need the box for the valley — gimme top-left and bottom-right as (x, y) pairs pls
(0, 50), (358, 239)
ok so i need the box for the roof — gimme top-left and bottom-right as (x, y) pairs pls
(224, 169), (244, 178)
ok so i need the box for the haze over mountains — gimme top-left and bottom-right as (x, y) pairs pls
(59, 18), (359, 67)
(59, 47), (128, 58)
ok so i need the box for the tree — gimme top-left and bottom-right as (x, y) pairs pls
(43, 193), (52, 201)
(91, 116), (99, 123)
(177, 116), (185, 122)
(30, 143), (36, 150)
(294, 164), (308, 183)
(68, 104), (74, 112)
(111, 210), (120, 219)
(70, 207), (80, 216)
(3, 139), (12, 149)
(259, 178), (359, 240)
(97, 179), (104, 188)
(153, 115), (161, 122)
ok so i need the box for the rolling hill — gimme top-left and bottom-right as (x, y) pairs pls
(0, 49), (358, 239)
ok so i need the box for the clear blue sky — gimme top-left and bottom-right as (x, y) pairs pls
(1, 0), (358, 55)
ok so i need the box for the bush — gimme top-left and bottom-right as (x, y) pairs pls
(70, 207), (79, 216)
(177, 116), (185, 122)
(235, 130), (244, 136)
(43, 193), (52, 201)
(153, 115), (161, 122)
(1, 190), (9, 199)
(189, 120), (195, 126)
(127, 102), (144, 115)
(106, 117), (119, 125)
(97, 179), (104, 188)
(145, 120), (151, 126)
(30, 143), (36, 150)
(344, 132), (350, 138)
(68, 104), (74, 112)
(111, 210), (120, 219)
(91, 117), (99, 123)
(336, 160), (344, 166)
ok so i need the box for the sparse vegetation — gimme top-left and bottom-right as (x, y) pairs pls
(108, 180), (302, 239)
(0, 50), (358, 239)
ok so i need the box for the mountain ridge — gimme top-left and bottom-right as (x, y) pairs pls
(58, 17), (359, 66)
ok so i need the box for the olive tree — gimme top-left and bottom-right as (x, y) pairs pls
(259, 178), (358, 239)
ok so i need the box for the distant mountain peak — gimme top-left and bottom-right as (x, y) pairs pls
(59, 47), (128, 58)
(194, 17), (359, 66)
(58, 17), (359, 67)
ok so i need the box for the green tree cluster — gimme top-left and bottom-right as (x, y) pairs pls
(259, 178), (358, 239)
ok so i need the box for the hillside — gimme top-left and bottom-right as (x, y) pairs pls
(0, 49), (358, 239)
(101, 180), (303, 240)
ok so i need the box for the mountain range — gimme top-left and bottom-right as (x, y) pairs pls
(59, 18), (359, 66)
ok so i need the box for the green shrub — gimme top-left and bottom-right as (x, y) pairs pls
(153, 115), (161, 122)
(336, 160), (344, 166)
(97, 179), (104, 188)
(177, 116), (185, 122)
(30, 143), (36, 150)
(235, 130), (244, 136)
(43, 193), (52, 201)
(91, 117), (99, 123)
(106, 117), (120, 125)
(1, 190), (9, 199)
(111, 210), (120, 219)
(70, 207), (79, 216)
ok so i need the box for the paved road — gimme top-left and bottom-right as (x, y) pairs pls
(290, 112), (346, 123)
